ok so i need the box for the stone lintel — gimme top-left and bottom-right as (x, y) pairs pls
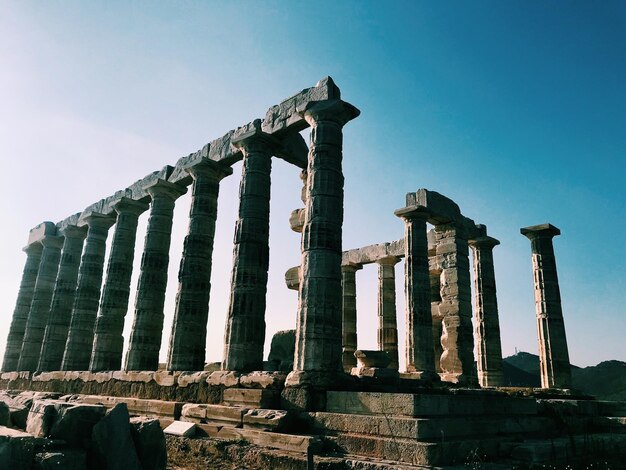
(406, 189), (480, 237)
(521, 223), (561, 239)
(342, 239), (404, 266)
(56, 213), (82, 234)
(27, 221), (57, 245)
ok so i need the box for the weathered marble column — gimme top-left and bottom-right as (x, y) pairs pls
(2, 243), (43, 371)
(377, 257), (400, 370)
(62, 212), (116, 371)
(167, 159), (232, 371)
(223, 132), (273, 372)
(469, 234), (503, 387)
(291, 99), (359, 381)
(433, 223), (477, 385)
(394, 206), (438, 380)
(521, 223), (572, 389)
(125, 180), (187, 371)
(37, 225), (88, 371)
(90, 198), (149, 371)
(341, 263), (361, 372)
(18, 235), (64, 371)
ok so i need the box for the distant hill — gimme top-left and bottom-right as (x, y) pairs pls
(502, 352), (626, 401)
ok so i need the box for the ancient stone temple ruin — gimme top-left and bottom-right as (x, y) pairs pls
(1, 78), (624, 469)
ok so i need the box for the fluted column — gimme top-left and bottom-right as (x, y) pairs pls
(38, 225), (88, 371)
(469, 235), (503, 387)
(2, 243), (43, 371)
(223, 133), (273, 372)
(291, 99), (359, 381)
(125, 180), (187, 371)
(341, 263), (361, 372)
(521, 223), (571, 389)
(90, 198), (149, 371)
(62, 212), (116, 371)
(18, 235), (64, 371)
(377, 257), (400, 371)
(167, 159), (232, 371)
(394, 206), (438, 380)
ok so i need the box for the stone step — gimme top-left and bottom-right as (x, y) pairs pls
(70, 394), (183, 419)
(326, 391), (537, 417)
(308, 411), (555, 440)
(222, 388), (279, 408)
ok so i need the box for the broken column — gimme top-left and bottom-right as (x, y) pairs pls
(37, 224), (88, 371)
(521, 223), (572, 389)
(125, 180), (187, 371)
(167, 159), (232, 371)
(17, 234), (64, 372)
(223, 125), (274, 372)
(341, 263), (361, 372)
(90, 198), (149, 371)
(62, 212), (116, 371)
(394, 206), (438, 380)
(290, 98), (360, 382)
(2, 241), (43, 371)
(469, 230), (503, 387)
(376, 257), (400, 371)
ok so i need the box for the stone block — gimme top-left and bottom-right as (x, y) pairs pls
(240, 371), (287, 389)
(267, 330), (295, 372)
(130, 417), (167, 470)
(0, 426), (36, 470)
(0, 401), (9, 427)
(92, 403), (141, 470)
(223, 388), (278, 408)
(177, 371), (211, 387)
(33, 450), (87, 470)
(49, 404), (106, 447)
(0, 393), (29, 429)
(153, 371), (178, 386)
(75, 395), (183, 419)
(163, 420), (196, 437)
(180, 404), (245, 426)
(207, 371), (240, 387)
(28, 221), (57, 245)
(243, 409), (292, 432)
(26, 400), (65, 437)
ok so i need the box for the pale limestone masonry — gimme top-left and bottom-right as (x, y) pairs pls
(521, 223), (572, 389)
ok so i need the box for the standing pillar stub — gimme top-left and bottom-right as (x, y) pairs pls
(521, 223), (572, 389)
(167, 159), (232, 371)
(341, 263), (362, 373)
(90, 197), (149, 371)
(288, 98), (360, 387)
(62, 212), (116, 371)
(394, 206), (439, 381)
(469, 231), (504, 387)
(18, 235), (65, 372)
(223, 125), (275, 372)
(376, 256), (401, 371)
(125, 180), (187, 371)
(2, 242), (43, 371)
(38, 224), (88, 371)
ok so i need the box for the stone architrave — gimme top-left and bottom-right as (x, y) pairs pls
(90, 198), (149, 371)
(290, 99), (360, 382)
(469, 235), (504, 387)
(394, 206), (438, 380)
(38, 225), (88, 371)
(125, 180), (187, 371)
(341, 263), (361, 372)
(376, 257), (400, 371)
(222, 130), (274, 372)
(18, 235), (64, 372)
(62, 212), (116, 371)
(433, 222), (477, 385)
(166, 159), (232, 371)
(2, 243), (43, 371)
(521, 223), (572, 389)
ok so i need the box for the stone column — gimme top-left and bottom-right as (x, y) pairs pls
(433, 223), (477, 385)
(394, 206), (438, 380)
(167, 159), (232, 371)
(125, 180), (187, 371)
(2, 243), (43, 371)
(521, 223), (572, 389)
(222, 132), (273, 372)
(469, 235), (503, 387)
(290, 99), (359, 382)
(377, 257), (400, 370)
(61, 212), (116, 371)
(90, 198), (149, 371)
(37, 225), (88, 371)
(18, 235), (64, 371)
(341, 263), (361, 372)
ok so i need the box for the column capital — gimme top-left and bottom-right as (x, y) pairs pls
(40, 235), (65, 249)
(22, 243), (43, 255)
(59, 224), (88, 240)
(79, 211), (117, 229)
(231, 119), (279, 155)
(299, 99), (360, 127)
(186, 158), (233, 181)
(146, 179), (187, 200)
(394, 205), (431, 221)
(112, 197), (149, 216)
(341, 262), (363, 273)
(469, 236), (500, 250)
(521, 223), (560, 240)
(376, 256), (401, 266)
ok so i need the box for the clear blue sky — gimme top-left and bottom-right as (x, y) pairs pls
(1, 1), (624, 368)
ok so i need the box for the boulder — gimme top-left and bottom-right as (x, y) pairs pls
(26, 400), (65, 438)
(33, 449), (87, 470)
(14, 392), (62, 409)
(266, 329), (295, 372)
(0, 401), (9, 427)
(49, 404), (106, 447)
(130, 417), (166, 470)
(0, 393), (29, 429)
(0, 425), (35, 470)
(91, 403), (141, 470)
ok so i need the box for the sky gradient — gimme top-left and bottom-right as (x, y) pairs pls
(0, 1), (624, 369)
